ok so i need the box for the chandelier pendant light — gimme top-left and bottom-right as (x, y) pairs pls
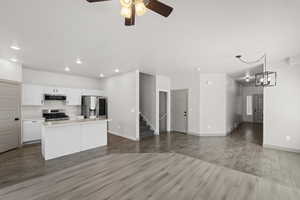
(235, 54), (277, 87)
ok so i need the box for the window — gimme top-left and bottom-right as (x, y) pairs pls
(246, 96), (253, 115)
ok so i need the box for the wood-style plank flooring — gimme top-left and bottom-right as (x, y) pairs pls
(1, 153), (300, 200)
(1, 123), (300, 199)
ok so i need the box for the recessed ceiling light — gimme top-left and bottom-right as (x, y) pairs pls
(99, 73), (104, 78)
(65, 66), (70, 72)
(10, 58), (18, 62)
(114, 68), (120, 73)
(10, 45), (21, 51)
(76, 58), (82, 65)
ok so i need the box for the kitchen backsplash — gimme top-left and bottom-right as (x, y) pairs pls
(22, 101), (81, 119)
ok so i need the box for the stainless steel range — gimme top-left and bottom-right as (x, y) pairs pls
(42, 109), (69, 121)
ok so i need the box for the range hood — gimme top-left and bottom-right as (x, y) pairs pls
(44, 94), (66, 101)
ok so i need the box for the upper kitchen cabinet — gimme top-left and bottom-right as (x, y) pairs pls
(65, 88), (82, 106)
(43, 87), (66, 95)
(22, 84), (44, 106)
(82, 89), (104, 96)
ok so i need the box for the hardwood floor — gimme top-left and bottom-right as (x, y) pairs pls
(1, 122), (300, 199)
(1, 153), (300, 200)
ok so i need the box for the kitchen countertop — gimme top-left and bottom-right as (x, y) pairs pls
(43, 118), (109, 127)
(22, 118), (45, 121)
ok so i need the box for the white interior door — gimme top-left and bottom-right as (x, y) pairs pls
(0, 82), (21, 153)
(171, 89), (188, 133)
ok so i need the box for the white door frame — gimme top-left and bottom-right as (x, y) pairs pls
(0, 80), (22, 152)
(156, 89), (170, 135)
(171, 88), (189, 133)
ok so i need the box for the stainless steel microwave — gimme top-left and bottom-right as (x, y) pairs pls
(44, 94), (67, 101)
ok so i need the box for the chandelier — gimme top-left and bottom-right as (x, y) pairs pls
(235, 54), (277, 87)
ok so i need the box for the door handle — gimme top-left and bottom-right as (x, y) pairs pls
(14, 118), (20, 121)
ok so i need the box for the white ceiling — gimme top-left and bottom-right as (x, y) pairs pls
(1, 0), (300, 78)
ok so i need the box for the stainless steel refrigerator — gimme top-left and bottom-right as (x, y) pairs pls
(81, 96), (107, 119)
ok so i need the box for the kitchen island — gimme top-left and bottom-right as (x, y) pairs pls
(41, 119), (107, 160)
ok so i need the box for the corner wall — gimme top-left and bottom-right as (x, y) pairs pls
(100, 70), (140, 141)
(170, 72), (238, 136)
(199, 74), (227, 136)
(264, 61), (300, 151)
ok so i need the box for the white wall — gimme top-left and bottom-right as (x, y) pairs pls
(156, 75), (171, 134)
(170, 73), (238, 136)
(139, 73), (156, 130)
(170, 72), (200, 134)
(0, 59), (22, 82)
(23, 68), (102, 89)
(264, 61), (300, 151)
(226, 76), (240, 133)
(199, 74), (227, 136)
(100, 70), (139, 141)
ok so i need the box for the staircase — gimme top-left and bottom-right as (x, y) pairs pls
(140, 115), (155, 139)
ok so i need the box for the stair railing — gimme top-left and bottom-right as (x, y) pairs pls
(159, 113), (167, 121)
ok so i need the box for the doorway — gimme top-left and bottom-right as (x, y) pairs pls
(171, 89), (188, 133)
(159, 91), (168, 132)
(253, 94), (263, 123)
(0, 81), (21, 153)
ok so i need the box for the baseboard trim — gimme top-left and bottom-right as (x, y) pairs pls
(175, 131), (227, 137)
(198, 132), (227, 137)
(185, 132), (227, 137)
(263, 144), (300, 153)
(108, 131), (138, 141)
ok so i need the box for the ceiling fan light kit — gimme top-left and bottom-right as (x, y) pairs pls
(87, 0), (173, 26)
(236, 54), (277, 87)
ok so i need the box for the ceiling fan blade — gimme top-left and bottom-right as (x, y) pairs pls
(145, 0), (173, 17)
(86, 0), (111, 3)
(125, 5), (135, 26)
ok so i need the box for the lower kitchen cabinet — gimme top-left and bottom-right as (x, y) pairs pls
(41, 120), (107, 160)
(22, 119), (44, 143)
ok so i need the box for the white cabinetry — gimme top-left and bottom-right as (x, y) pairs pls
(42, 125), (81, 160)
(80, 123), (107, 151)
(65, 88), (82, 106)
(22, 84), (103, 106)
(41, 120), (107, 160)
(22, 119), (44, 143)
(22, 84), (44, 105)
(44, 87), (66, 95)
(82, 89), (104, 96)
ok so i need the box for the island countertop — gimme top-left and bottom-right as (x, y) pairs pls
(42, 118), (109, 127)
(41, 118), (108, 160)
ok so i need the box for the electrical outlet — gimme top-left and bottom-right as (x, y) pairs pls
(208, 125), (211, 129)
(286, 136), (291, 141)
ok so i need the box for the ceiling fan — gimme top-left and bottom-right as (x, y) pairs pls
(86, 0), (173, 26)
